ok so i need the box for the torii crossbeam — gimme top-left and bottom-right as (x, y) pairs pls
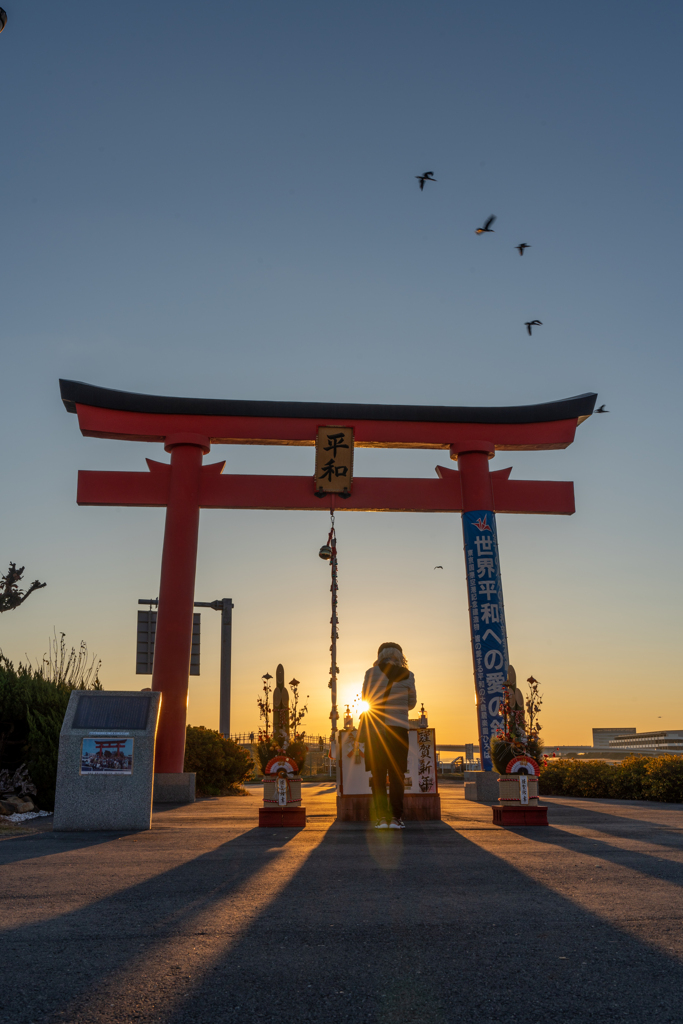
(61, 380), (596, 777)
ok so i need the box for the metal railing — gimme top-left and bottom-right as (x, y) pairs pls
(229, 732), (330, 748)
(437, 758), (482, 773)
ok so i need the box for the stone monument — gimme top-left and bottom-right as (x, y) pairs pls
(53, 689), (162, 831)
(272, 664), (290, 747)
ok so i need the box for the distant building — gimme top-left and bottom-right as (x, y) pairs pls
(593, 727), (636, 748)
(609, 730), (683, 754)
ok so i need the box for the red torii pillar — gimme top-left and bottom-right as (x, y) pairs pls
(60, 380), (596, 783)
(153, 434), (210, 772)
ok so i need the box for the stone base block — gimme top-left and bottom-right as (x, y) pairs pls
(53, 796), (153, 832)
(258, 806), (306, 827)
(403, 793), (441, 820)
(336, 794), (372, 822)
(153, 773), (196, 804)
(336, 793), (441, 822)
(492, 805), (548, 826)
(464, 771), (501, 804)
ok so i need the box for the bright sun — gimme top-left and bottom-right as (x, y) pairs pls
(359, 700), (370, 714)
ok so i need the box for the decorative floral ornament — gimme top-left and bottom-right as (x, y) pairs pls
(264, 755), (299, 776)
(506, 755), (539, 776)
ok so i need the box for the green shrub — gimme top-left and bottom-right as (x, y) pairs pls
(610, 756), (649, 800)
(537, 759), (568, 795)
(0, 652), (101, 810)
(539, 759), (616, 798)
(643, 755), (683, 803)
(183, 725), (254, 796)
(539, 755), (683, 803)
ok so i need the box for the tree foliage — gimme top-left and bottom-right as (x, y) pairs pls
(0, 563), (46, 613)
(288, 678), (308, 738)
(256, 674), (272, 737)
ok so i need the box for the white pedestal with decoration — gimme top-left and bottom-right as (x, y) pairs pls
(336, 726), (441, 822)
(493, 755), (548, 826)
(258, 755), (306, 827)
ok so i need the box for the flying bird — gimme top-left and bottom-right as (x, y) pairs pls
(434, 565), (443, 570)
(516, 243), (530, 255)
(262, 672), (273, 680)
(416, 171), (437, 191)
(476, 216), (496, 234)
(596, 404), (610, 413)
(524, 320), (542, 335)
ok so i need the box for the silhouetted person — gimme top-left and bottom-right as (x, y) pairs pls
(361, 642), (417, 830)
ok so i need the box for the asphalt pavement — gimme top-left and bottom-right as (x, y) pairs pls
(2, 780), (683, 1024)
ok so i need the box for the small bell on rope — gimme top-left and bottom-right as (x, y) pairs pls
(318, 544), (332, 560)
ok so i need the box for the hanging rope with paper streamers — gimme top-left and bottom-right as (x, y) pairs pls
(319, 510), (339, 757)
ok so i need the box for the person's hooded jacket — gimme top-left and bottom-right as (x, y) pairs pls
(361, 660), (417, 729)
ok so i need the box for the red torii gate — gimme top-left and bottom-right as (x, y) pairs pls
(60, 380), (596, 777)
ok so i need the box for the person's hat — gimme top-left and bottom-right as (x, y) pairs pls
(378, 641), (402, 656)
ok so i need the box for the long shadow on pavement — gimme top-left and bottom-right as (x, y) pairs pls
(0, 828), (125, 867)
(0, 823), (302, 1024)
(542, 797), (683, 854)
(507, 821), (683, 886)
(152, 819), (683, 1024)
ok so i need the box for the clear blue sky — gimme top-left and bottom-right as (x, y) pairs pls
(1, 1), (681, 743)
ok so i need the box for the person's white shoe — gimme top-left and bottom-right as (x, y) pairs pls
(389, 817), (402, 829)
(375, 818), (389, 829)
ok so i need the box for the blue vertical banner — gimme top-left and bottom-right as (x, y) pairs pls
(462, 510), (510, 772)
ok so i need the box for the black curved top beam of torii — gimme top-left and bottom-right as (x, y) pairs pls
(60, 378), (596, 430)
(59, 378), (597, 515)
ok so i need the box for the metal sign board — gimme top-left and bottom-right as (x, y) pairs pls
(136, 610), (156, 674)
(136, 611), (200, 675)
(73, 693), (152, 730)
(314, 426), (354, 494)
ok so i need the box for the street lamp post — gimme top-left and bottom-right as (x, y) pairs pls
(195, 599), (234, 737)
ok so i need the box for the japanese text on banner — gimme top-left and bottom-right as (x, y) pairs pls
(462, 510), (510, 772)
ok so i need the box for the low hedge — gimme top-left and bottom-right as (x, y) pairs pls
(183, 725), (254, 796)
(539, 755), (683, 803)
